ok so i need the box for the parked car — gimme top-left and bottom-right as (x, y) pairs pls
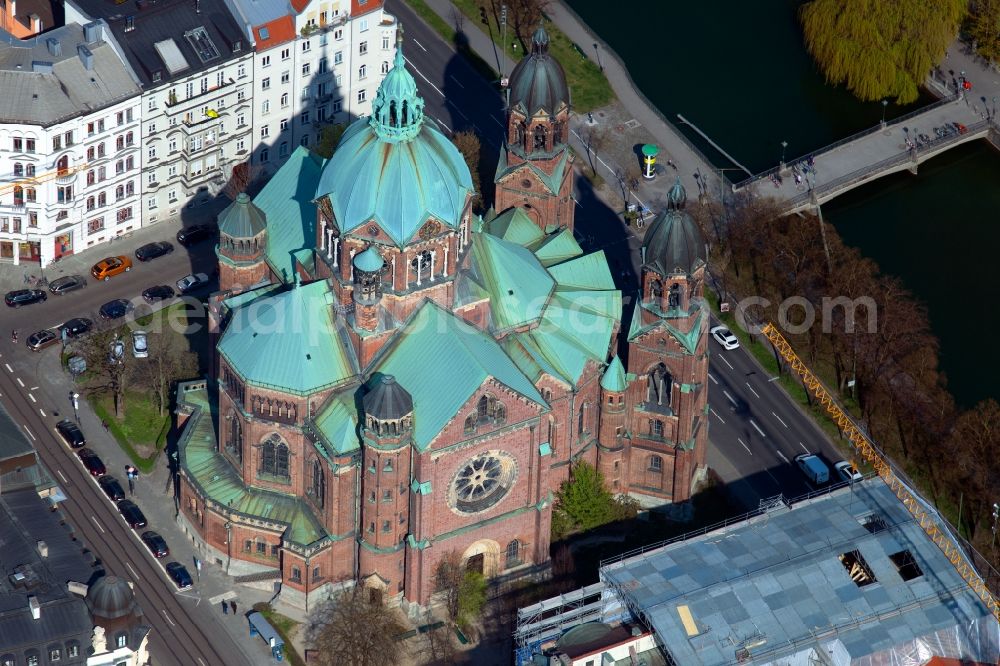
(710, 325), (740, 350)
(98, 476), (126, 502)
(141, 531), (169, 558)
(4, 289), (47, 307)
(176, 225), (213, 247)
(176, 272), (210, 294)
(131, 330), (148, 358)
(48, 275), (87, 295)
(108, 338), (125, 365)
(142, 285), (174, 303)
(834, 460), (863, 484)
(165, 562), (193, 590)
(794, 453), (830, 485)
(135, 241), (174, 262)
(117, 500), (147, 529)
(76, 448), (106, 477)
(26, 329), (59, 352)
(91, 256), (133, 281)
(55, 419), (86, 448)
(59, 318), (93, 339)
(99, 298), (134, 320)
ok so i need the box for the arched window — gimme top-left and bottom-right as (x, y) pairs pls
(464, 413), (476, 434)
(312, 459), (325, 508)
(650, 419), (664, 437)
(13, 186), (22, 203)
(401, 99), (409, 126)
(647, 363), (672, 407)
(56, 155), (69, 175)
(98, 192), (106, 206)
(533, 125), (546, 150)
(649, 455), (662, 472)
(228, 413), (242, 461)
(260, 434), (290, 478)
(25, 164), (34, 177)
(494, 403), (507, 424)
(668, 283), (681, 308)
(477, 395), (491, 422)
(649, 278), (662, 300)
(410, 249), (432, 278)
(506, 539), (520, 567)
(86, 170), (95, 186)
(578, 404), (586, 435)
(86, 196), (95, 211)
(115, 631), (128, 648)
(13, 162), (22, 177)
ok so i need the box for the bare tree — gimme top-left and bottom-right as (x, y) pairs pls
(132, 331), (198, 417)
(221, 159), (263, 200)
(582, 127), (605, 180)
(451, 130), (483, 213)
(75, 324), (131, 419)
(483, 0), (551, 52)
(434, 550), (465, 622)
(307, 588), (406, 666)
(420, 609), (458, 665)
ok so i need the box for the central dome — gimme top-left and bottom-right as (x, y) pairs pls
(315, 42), (473, 248)
(85, 575), (137, 620)
(507, 24), (569, 116)
(641, 179), (707, 276)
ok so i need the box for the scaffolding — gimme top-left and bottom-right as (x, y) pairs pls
(513, 582), (607, 665)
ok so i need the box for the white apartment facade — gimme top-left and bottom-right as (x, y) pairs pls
(224, 0), (396, 174)
(0, 22), (142, 266)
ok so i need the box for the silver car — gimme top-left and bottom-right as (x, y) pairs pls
(131, 330), (148, 359)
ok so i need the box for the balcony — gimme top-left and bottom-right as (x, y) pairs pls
(55, 170), (77, 185)
(164, 79), (235, 111)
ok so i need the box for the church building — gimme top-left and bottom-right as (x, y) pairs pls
(174, 27), (710, 611)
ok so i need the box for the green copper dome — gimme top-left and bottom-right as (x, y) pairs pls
(600, 355), (627, 392)
(641, 179), (707, 277)
(508, 24), (569, 116)
(354, 245), (385, 273)
(218, 192), (267, 239)
(315, 42), (472, 248)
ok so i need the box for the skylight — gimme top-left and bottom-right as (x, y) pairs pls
(185, 26), (220, 63)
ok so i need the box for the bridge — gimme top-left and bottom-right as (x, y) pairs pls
(733, 92), (999, 214)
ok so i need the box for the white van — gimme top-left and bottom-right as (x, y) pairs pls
(795, 453), (829, 485)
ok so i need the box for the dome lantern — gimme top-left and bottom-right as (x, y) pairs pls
(507, 22), (569, 118)
(369, 33), (425, 143)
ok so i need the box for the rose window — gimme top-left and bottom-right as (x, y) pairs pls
(450, 451), (516, 514)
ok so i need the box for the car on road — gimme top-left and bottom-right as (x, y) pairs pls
(176, 224), (214, 247)
(135, 241), (174, 262)
(131, 330), (148, 358)
(142, 285), (174, 303)
(117, 500), (147, 529)
(710, 325), (740, 350)
(176, 272), (210, 294)
(98, 476), (126, 502)
(48, 275), (87, 295)
(76, 448), (106, 477)
(59, 317), (93, 339)
(834, 460), (863, 484)
(108, 338), (125, 365)
(794, 453), (830, 485)
(55, 419), (86, 448)
(26, 329), (59, 351)
(91, 255), (133, 281)
(99, 298), (134, 320)
(165, 562), (193, 590)
(4, 289), (47, 307)
(141, 531), (169, 558)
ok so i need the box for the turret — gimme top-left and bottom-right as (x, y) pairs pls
(216, 192), (268, 293)
(353, 245), (385, 332)
(597, 356), (629, 493)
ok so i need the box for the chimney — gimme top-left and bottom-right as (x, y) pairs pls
(29, 13), (41, 33)
(31, 61), (53, 74)
(83, 21), (101, 44)
(36, 541), (48, 558)
(28, 595), (40, 620)
(67, 581), (88, 597)
(45, 37), (61, 57)
(77, 44), (93, 71)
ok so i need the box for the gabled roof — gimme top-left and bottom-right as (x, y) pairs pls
(471, 232), (554, 332)
(254, 15), (296, 50)
(487, 207), (545, 248)
(534, 228), (583, 266)
(495, 147), (570, 198)
(218, 280), (357, 395)
(255, 145), (326, 283)
(313, 391), (361, 455)
(373, 301), (546, 451)
(547, 251), (616, 290)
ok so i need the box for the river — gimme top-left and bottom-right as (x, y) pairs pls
(566, 0), (999, 407)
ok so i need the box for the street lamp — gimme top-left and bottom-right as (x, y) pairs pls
(593, 42), (604, 72)
(69, 391), (79, 422)
(880, 99), (888, 127)
(780, 140), (788, 168)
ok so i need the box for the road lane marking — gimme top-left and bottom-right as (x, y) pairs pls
(738, 438), (752, 455)
(39, 409), (45, 417)
(432, 114), (453, 132)
(745, 382), (760, 399)
(126, 562), (140, 581)
(197, 658), (207, 666)
(161, 609), (176, 627)
(708, 372), (718, 385)
(723, 390), (737, 406)
(3, 363), (11, 372)
(799, 441), (810, 453)
(750, 419), (766, 437)
(403, 56), (445, 97)
(91, 516), (105, 534)
(29, 386), (38, 390)
(710, 408), (725, 424)
(28, 393), (35, 403)
(775, 449), (790, 463)
(412, 38), (427, 52)
(57, 469), (67, 483)
(772, 411), (789, 428)
(15, 377), (24, 387)
(449, 74), (466, 88)
(719, 355), (734, 370)
(22, 425), (35, 441)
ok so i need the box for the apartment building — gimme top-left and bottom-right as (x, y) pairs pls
(223, 0), (396, 174)
(66, 0), (254, 226)
(0, 22), (142, 266)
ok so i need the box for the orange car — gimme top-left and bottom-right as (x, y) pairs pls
(91, 255), (133, 281)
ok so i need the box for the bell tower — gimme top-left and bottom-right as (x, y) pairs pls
(495, 24), (576, 233)
(216, 192), (268, 293)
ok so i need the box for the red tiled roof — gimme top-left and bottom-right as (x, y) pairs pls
(290, 0), (309, 14)
(255, 16), (296, 51)
(351, 0), (383, 17)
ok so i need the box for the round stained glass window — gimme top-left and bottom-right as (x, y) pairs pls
(449, 451), (516, 514)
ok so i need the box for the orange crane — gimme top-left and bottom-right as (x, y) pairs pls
(760, 322), (1000, 625)
(0, 163), (89, 198)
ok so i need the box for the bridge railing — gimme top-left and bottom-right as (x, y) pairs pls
(784, 119), (993, 210)
(733, 91), (961, 191)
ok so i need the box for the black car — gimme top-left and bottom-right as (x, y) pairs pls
(48, 275), (87, 295)
(4, 289), (47, 307)
(98, 476), (126, 502)
(176, 225), (213, 247)
(165, 562), (193, 590)
(117, 500), (147, 529)
(55, 419), (86, 448)
(141, 531), (169, 558)
(142, 285), (175, 303)
(135, 241), (174, 262)
(76, 448), (106, 477)
(59, 318), (93, 339)
(26, 329), (59, 352)
(99, 298), (134, 320)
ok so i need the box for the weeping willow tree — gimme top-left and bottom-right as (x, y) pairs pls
(800, 0), (966, 104)
(968, 0), (1000, 63)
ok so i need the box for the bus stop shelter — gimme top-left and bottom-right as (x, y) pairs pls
(247, 611), (285, 661)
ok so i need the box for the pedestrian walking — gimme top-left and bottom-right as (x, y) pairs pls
(102, 420), (109, 431)
(222, 600), (228, 615)
(230, 600), (237, 615)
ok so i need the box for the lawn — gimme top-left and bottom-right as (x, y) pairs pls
(254, 604), (305, 666)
